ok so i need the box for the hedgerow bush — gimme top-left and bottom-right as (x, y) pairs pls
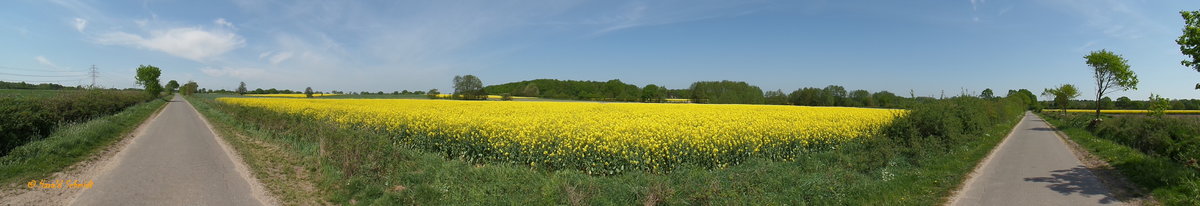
(1090, 116), (1200, 170)
(0, 90), (154, 155)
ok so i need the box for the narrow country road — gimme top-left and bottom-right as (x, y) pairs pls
(71, 95), (269, 205)
(950, 112), (1120, 205)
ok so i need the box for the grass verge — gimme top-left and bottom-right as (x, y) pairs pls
(189, 94), (1023, 205)
(0, 99), (166, 186)
(1040, 114), (1200, 205)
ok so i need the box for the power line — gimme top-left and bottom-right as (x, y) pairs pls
(0, 66), (85, 74)
(0, 71), (88, 78)
(0, 78), (87, 83)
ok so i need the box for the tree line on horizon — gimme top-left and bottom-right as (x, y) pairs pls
(481, 78), (1046, 109)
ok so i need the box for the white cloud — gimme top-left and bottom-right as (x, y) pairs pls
(214, 18), (235, 29)
(1074, 40), (1097, 51)
(970, 0), (984, 11)
(1041, 0), (1164, 39)
(73, 18), (87, 32)
(268, 51), (293, 65)
(590, 0), (767, 35)
(200, 66), (266, 79)
(96, 27), (245, 62)
(35, 56), (60, 69)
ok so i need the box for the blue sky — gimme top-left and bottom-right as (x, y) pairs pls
(2, 0), (1199, 99)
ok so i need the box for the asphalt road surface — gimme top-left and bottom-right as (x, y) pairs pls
(951, 112), (1121, 205)
(72, 95), (267, 205)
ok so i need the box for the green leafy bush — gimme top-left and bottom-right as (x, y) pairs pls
(0, 90), (154, 156)
(1089, 116), (1200, 169)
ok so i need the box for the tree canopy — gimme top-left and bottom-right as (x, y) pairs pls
(135, 65), (162, 97)
(180, 81), (198, 95)
(1043, 84), (1080, 113)
(640, 84), (667, 103)
(689, 80), (764, 104)
(237, 82), (247, 95)
(452, 75), (487, 100)
(1085, 49), (1138, 118)
(1178, 10), (1200, 89)
(165, 80), (179, 95)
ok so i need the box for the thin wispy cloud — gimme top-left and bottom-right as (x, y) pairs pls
(590, 0), (771, 35)
(214, 18), (235, 29)
(968, 0), (986, 22)
(73, 18), (87, 32)
(1074, 40), (1098, 52)
(267, 52), (293, 65)
(33, 56), (84, 74)
(200, 66), (266, 79)
(1041, 0), (1167, 39)
(35, 56), (61, 70)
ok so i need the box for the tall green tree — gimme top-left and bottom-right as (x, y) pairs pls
(134, 65), (162, 97)
(426, 88), (441, 99)
(980, 88), (994, 99)
(641, 84), (668, 103)
(1016, 89), (1039, 110)
(821, 85), (846, 106)
(165, 80), (179, 95)
(1085, 49), (1139, 118)
(1178, 10), (1200, 90)
(237, 82), (247, 95)
(1043, 84), (1080, 113)
(304, 87), (314, 98)
(180, 81), (198, 95)
(452, 75), (486, 100)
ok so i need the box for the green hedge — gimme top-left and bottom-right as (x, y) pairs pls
(0, 90), (154, 156)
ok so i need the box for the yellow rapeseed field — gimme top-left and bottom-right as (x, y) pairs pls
(244, 94), (340, 97)
(1051, 109), (1200, 114)
(217, 98), (904, 173)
